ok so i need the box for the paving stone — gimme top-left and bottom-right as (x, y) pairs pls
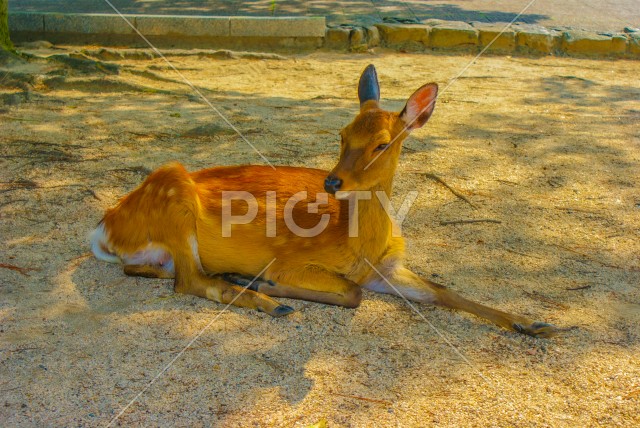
(230, 17), (325, 37)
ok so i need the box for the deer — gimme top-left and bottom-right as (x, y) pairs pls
(91, 64), (557, 338)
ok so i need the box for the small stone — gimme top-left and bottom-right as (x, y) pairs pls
(18, 40), (53, 49)
(90, 48), (125, 61)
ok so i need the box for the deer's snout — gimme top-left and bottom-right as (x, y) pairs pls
(324, 175), (343, 194)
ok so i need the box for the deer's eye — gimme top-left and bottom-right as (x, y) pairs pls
(374, 143), (389, 152)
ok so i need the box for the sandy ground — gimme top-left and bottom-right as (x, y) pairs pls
(1, 47), (639, 427)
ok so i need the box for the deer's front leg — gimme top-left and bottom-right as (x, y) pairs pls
(224, 265), (362, 308)
(365, 265), (558, 338)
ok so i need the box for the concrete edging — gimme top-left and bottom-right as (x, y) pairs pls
(9, 12), (327, 49)
(8, 12), (640, 58)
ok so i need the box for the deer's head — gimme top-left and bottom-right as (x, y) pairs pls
(324, 64), (438, 194)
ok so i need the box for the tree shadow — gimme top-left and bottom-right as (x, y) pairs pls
(13, 0), (549, 26)
(2, 51), (639, 426)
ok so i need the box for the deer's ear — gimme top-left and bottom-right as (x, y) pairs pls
(399, 83), (438, 130)
(358, 64), (380, 111)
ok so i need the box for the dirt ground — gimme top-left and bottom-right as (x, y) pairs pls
(1, 46), (639, 427)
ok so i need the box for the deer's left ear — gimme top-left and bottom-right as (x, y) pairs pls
(399, 83), (438, 130)
(358, 64), (380, 111)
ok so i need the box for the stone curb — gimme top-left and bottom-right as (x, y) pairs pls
(9, 12), (326, 39)
(8, 12), (639, 58)
(329, 21), (640, 58)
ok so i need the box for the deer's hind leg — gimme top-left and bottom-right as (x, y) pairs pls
(103, 163), (293, 317)
(122, 247), (176, 279)
(123, 259), (294, 317)
(166, 232), (293, 316)
(365, 264), (558, 338)
(124, 264), (175, 279)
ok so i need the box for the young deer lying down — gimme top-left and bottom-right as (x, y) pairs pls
(92, 64), (557, 337)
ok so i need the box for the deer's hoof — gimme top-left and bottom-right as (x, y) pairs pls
(513, 321), (557, 338)
(272, 305), (295, 317)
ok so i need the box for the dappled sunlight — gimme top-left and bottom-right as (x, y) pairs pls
(1, 49), (638, 426)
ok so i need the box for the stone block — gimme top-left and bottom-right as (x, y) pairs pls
(350, 28), (365, 45)
(325, 27), (350, 50)
(349, 27), (367, 51)
(515, 24), (560, 54)
(428, 21), (478, 49)
(9, 12), (45, 33)
(229, 17), (325, 37)
(375, 23), (430, 48)
(472, 23), (515, 52)
(562, 30), (626, 55)
(628, 33), (640, 55)
(365, 26), (380, 47)
(136, 15), (229, 37)
(611, 35), (628, 53)
(45, 13), (136, 35)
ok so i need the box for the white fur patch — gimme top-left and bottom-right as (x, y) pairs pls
(90, 224), (120, 264)
(364, 278), (430, 302)
(189, 235), (204, 273)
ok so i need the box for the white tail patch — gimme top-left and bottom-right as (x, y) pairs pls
(122, 245), (174, 274)
(90, 224), (121, 264)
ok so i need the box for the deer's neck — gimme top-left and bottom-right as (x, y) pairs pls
(348, 176), (395, 255)
(360, 176), (394, 221)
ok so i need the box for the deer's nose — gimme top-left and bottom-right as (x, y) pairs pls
(324, 175), (343, 194)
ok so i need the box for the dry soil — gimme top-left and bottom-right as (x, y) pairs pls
(1, 47), (639, 427)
